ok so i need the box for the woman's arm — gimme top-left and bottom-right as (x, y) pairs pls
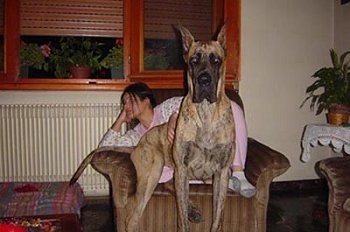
(98, 127), (141, 148)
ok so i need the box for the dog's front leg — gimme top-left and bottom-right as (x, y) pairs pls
(125, 164), (163, 232)
(174, 165), (189, 232)
(126, 130), (166, 232)
(211, 169), (229, 232)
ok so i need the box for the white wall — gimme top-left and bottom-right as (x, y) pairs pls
(240, 0), (335, 181)
(1, 0), (346, 182)
(334, 0), (350, 53)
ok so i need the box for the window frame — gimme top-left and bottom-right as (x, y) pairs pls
(0, 0), (240, 90)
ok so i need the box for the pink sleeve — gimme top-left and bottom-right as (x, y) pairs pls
(231, 101), (248, 168)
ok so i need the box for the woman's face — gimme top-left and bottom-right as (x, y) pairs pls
(121, 93), (148, 122)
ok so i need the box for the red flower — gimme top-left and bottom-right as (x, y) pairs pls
(40, 44), (51, 58)
(116, 38), (123, 47)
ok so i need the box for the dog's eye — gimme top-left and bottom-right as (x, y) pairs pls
(190, 56), (199, 65)
(210, 54), (221, 65)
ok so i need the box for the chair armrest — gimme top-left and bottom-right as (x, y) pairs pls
(244, 138), (290, 188)
(89, 147), (137, 207)
(319, 156), (350, 212)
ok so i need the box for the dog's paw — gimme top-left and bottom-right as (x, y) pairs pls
(188, 205), (203, 223)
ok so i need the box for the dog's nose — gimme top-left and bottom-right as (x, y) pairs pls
(198, 74), (211, 87)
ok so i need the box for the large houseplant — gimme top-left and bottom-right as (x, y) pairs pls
(300, 49), (350, 124)
(50, 37), (103, 78)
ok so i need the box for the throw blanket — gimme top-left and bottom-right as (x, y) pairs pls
(0, 182), (85, 217)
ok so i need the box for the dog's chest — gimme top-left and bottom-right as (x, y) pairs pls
(178, 100), (235, 179)
(191, 100), (234, 146)
(183, 141), (233, 180)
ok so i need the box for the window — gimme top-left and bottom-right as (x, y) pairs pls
(0, 0), (240, 90)
(129, 0), (240, 88)
(0, 0), (3, 72)
(143, 0), (213, 71)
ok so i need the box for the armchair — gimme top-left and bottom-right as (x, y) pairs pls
(90, 89), (290, 232)
(319, 156), (350, 232)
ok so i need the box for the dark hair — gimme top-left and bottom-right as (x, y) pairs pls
(121, 82), (157, 107)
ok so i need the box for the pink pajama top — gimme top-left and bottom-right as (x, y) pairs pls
(99, 97), (248, 183)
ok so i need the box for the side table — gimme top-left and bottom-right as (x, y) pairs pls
(301, 123), (350, 162)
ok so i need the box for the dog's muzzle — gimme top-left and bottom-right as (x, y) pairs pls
(198, 74), (211, 87)
(193, 72), (217, 104)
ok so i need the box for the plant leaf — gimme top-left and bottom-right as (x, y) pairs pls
(330, 49), (340, 69)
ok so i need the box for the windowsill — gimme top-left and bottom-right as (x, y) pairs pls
(0, 78), (186, 91)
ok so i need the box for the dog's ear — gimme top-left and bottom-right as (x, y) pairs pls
(217, 24), (226, 52)
(176, 24), (195, 57)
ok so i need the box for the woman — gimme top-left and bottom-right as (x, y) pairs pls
(99, 82), (256, 198)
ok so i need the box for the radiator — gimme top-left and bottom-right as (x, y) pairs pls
(0, 103), (121, 196)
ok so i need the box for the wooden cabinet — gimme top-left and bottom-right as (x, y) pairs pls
(0, 0), (240, 90)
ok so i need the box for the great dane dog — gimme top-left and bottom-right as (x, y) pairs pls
(172, 24), (235, 232)
(70, 25), (235, 232)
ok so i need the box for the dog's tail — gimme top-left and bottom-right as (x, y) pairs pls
(70, 146), (136, 207)
(69, 146), (134, 186)
(69, 148), (98, 185)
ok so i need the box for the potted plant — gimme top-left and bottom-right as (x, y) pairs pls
(50, 37), (103, 78)
(143, 43), (170, 70)
(48, 43), (71, 78)
(300, 49), (350, 125)
(144, 54), (169, 70)
(100, 38), (123, 79)
(20, 42), (50, 77)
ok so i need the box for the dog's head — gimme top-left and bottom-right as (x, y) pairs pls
(177, 24), (226, 103)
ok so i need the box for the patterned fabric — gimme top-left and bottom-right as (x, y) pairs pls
(0, 217), (60, 232)
(301, 123), (350, 162)
(0, 182), (85, 217)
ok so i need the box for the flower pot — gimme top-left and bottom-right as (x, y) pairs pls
(327, 112), (349, 126)
(70, 66), (91, 79)
(110, 66), (124, 79)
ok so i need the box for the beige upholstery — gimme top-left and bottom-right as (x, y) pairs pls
(91, 89), (290, 232)
(319, 156), (350, 232)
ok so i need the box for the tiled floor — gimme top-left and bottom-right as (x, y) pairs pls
(80, 179), (329, 232)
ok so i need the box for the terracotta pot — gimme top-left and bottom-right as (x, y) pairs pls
(70, 66), (91, 79)
(327, 112), (349, 126)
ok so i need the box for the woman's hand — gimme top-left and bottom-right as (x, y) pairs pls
(110, 109), (128, 132)
(167, 112), (178, 144)
(118, 108), (129, 123)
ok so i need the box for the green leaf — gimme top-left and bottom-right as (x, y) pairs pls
(340, 51), (350, 66)
(330, 49), (340, 69)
